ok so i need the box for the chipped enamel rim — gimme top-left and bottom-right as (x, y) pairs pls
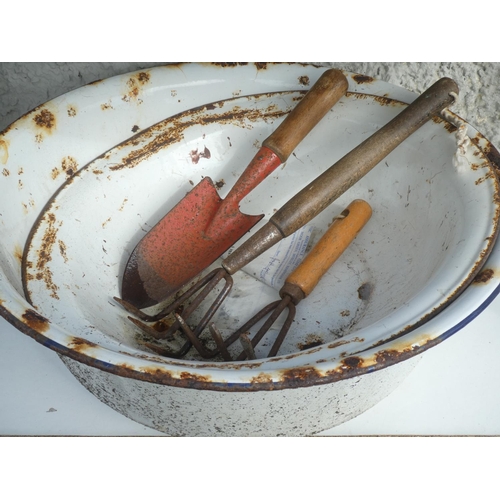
(1, 63), (500, 392)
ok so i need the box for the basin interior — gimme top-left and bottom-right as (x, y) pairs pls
(15, 89), (496, 362)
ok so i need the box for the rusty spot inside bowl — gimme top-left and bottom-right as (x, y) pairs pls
(432, 115), (457, 133)
(341, 356), (363, 369)
(52, 156), (78, 180)
(68, 337), (100, 353)
(298, 334), (324, 351)
(352, 74), (375, 85)
(212, 62), (249, 68)
(58, 240), (68, 263)
(108, 97), (289, 172)
(299, 75), (310, 86)
(473, 268), (495, 284)
(189, 146), (211, 164)
(122, 72), (151, 103)
(475, 171), (495, 185)
(0, 138), (9, 164)
(14, 244), (23, 265)
(357, 282), (373, 300)
(24, 212), (61, 300)
(328, 337), (364, 350)
(33, 109), (56, 130)
(137, 72), (150, 84)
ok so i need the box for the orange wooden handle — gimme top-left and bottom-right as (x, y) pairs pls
(262, 68), (348, 162)
(285, 199), (372, 297)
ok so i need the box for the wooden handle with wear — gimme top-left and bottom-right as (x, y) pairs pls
(281, 199), (372, 303)
(263, 68), (348, 162)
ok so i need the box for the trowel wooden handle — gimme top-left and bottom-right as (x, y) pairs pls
(263, 68), (348, 162)
(282, 199), (372, 302)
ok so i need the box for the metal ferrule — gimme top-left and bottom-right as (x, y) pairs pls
(222, 222), (284, 275)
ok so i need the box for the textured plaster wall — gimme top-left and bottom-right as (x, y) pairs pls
(1, 62), (499, 146)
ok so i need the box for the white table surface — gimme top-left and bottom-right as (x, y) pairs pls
(2, 290), (500, 437)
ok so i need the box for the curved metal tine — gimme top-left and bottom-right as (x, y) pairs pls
(141, 340), (187, 359)
(128, 315), (193, 357)
(156, 269), (233, 347)
(129, 316), (193, 358)
(128, 315), (171, 340)
(239, 332), (257, 360)
(141, 269), (233, 360)
(114, 295), (180, 322)
(175, 314), (220, 359)
(113, 296), (150, 319)
(236, 296), (293, 361)
(219, 300), (283, 351)
(267, 301), (296, 357)
(208, 324), (233, 361)
(114, 268), (225, 322)
(189, 272), (233, 338)
(125, 268), (232, 356)
(134, 317), (193, 359)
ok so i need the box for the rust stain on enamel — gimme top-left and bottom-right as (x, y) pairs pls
(31, 107), (57, 143)
(297, 334), (324, 351)
(108, 96), (291, 172)
(432, 115), (457, 133)
(472, 268), (496, 284)
(250, 373), (273, 384)
(68, 337), (100, 353)
(118, 198), (128, 211)
(475, 171), (495, 185)
(58, 240), (68, 263)
(189, 146), (211, 164)
(25, 212), (62, 299)
(14, 244), (23, 265)
(352, 74), (375, 85)
(0, 138), (9, 164)
(51, 156), (79, 180)
(122, 71), (151, 103)
(347, 91), (405, 108)
(298, 75), (310, 86)
(33, 108), (56, 131)
(279, 366), (322, 386)
(22, 309), (50, 333)
(179, 371), (212, 383)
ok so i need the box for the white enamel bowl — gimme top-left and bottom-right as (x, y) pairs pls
(1, 63), (499, 436)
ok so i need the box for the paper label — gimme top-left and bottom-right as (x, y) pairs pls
(243, 225), (316, 290)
